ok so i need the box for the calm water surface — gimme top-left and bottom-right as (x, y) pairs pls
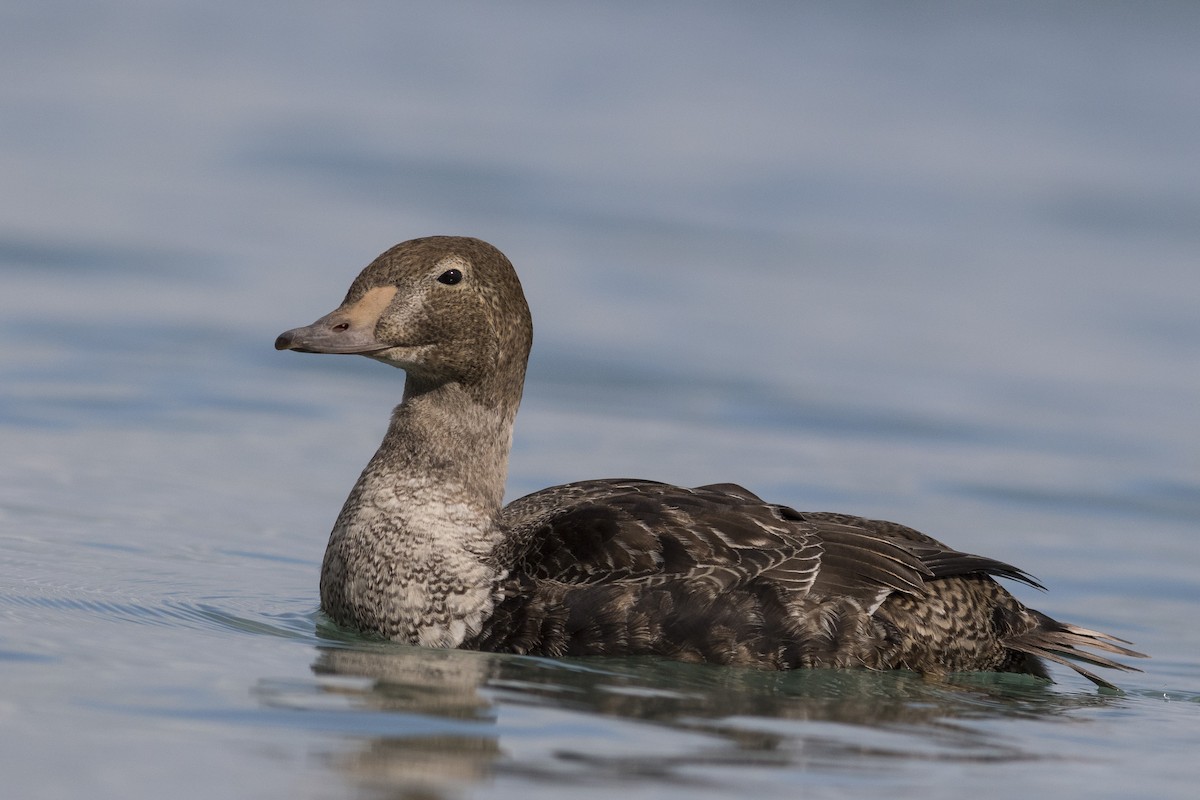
(2, 3), (1198, 798)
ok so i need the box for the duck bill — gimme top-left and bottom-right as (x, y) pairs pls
(275, 286), (398, 355)
(273, 315), (384, 354)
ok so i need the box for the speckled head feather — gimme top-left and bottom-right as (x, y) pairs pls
(339, 236), (532, 401)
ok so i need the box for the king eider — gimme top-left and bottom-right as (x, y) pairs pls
(276, 236), (1144, 688)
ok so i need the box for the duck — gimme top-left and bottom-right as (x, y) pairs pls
(275, 235), (1145, 688)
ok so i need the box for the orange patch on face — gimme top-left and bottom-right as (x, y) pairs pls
(341, 285), (398, 327)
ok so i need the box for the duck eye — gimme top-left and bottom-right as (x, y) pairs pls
(437, 268), (463, 285)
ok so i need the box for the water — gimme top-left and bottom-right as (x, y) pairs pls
(2, 2), (1198, 798)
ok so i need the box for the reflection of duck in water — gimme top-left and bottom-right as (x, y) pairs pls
(277, 236), (1145, 688)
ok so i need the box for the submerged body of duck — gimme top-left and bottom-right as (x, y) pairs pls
(276, 236), (1144, 687)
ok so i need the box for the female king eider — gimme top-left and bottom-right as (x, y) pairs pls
(275, 236), (1144, 688)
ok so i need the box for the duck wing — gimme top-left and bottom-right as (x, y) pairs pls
(797, 511), (1045, 593)
(499, 479), (970, 602)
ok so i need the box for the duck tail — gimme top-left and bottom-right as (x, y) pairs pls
(1008, 610), (1148, 690)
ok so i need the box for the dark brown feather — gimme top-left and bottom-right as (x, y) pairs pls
(475, 479), (1147, 685)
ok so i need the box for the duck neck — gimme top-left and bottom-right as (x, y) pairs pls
(389, 375), (519, 513)
(320, 375), (521, 647)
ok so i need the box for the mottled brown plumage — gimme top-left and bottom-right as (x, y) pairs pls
(276, 235), (1145, 688)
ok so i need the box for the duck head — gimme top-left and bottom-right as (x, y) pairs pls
(275, 236), (532, 395)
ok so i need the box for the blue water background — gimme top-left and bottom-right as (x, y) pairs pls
(1, 3), (1197, 798)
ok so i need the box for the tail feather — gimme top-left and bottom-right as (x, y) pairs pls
(1009, 612), (1148, 690)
